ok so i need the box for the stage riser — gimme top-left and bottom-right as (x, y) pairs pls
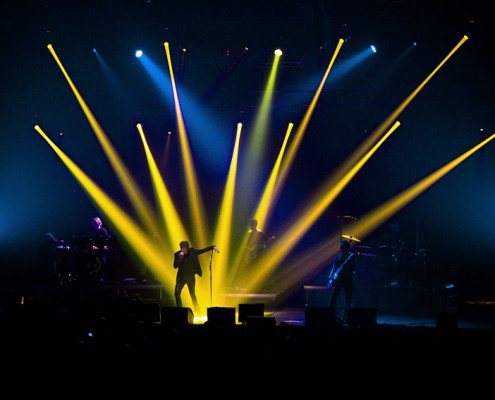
(95, 284), (163, 303)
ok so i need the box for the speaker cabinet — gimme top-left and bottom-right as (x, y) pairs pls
(348, 307), (376, 328)
(207, 307), (236, 327)
(238, 303), (264, 323)
(161, 307), (194, 328)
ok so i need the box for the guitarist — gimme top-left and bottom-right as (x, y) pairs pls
(243, 218), (268, 265)
(327, 240), (356, 324)
(233, 218), (272, 289)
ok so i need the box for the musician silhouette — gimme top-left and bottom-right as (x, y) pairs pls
(173, 240), (219, 313)
(327, 240), (356, 323)
(88, 216), (110, 283)
(244, 219), (267, 264)
(74, 216), (110, 291)
(233, 218), (269, 290)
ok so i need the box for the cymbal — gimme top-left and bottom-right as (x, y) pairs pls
(342, 234), (361, 243)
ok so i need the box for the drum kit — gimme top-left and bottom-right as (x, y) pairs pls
(340, 233), (411, 287)
(336, 214), (428, 308)
(337, 215), (423, 289)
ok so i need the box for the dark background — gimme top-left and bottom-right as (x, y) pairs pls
(0, 0), (494, 300)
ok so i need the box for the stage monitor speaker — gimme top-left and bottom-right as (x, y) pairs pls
(161, 307), (194, 328)
(207, 307), (236, 327)
(305, 306), (336, 329)
(348, 307), (376, 328)
(238, 303), (264, 324)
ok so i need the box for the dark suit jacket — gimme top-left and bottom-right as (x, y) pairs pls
(173, 246), (215, 281)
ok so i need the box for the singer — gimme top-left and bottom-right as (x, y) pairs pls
(173, 240), (219, 314)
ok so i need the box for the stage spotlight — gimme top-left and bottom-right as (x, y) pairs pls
(135, 49), (143, 58)
(274, 49), (282, 56)
(370, 45), (377, 53)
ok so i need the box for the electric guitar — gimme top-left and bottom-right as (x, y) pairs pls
(327, 252), (355, 289)
(245, 235), (275, 264)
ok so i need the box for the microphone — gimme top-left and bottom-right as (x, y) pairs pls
(179, 251), (184, 260)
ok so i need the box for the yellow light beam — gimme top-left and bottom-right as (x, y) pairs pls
(34, 125), (176, 294)
(247, 35), (469, 292)
(46, 44), (160, 236)
(252, 123), (294, 231)
(229, 122), (294, 287)
(229, 39), (343, 292)
(240, 50), (282, 204)
(265, 38), (345, 226)
(163, 42), (209, 246)
(208, 123), (243, 305)
(337, 35), (469, 182)
(349, 131), (495, 245)
(136, 123), (189, 256)
(277, 131), (495, 294)
(246, 121), (401, 291)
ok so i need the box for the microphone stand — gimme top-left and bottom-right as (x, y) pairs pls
(209, 250), (213, 307)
